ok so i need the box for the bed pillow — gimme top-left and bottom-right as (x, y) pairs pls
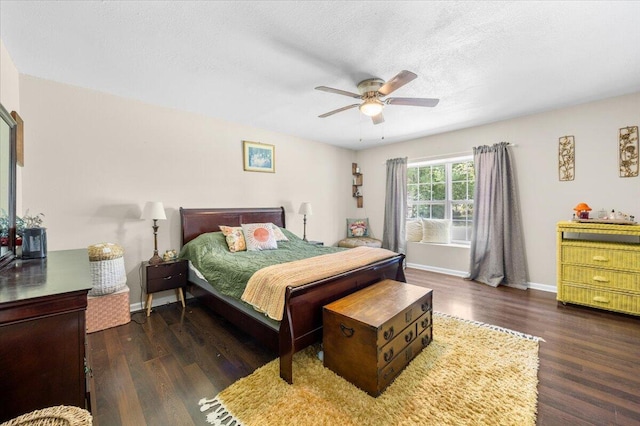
(241, 223), (278, 251)
(270, 223), (289, 241)
(219, 225), (246, 252)
(347, 218), (370, 238)
(406, 220), (423, 242)
(420, 219), (452, 244)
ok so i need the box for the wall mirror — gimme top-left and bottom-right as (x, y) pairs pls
(0, 102), (17, 269)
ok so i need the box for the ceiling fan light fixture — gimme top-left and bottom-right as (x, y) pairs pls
(359, 99), (383, 117)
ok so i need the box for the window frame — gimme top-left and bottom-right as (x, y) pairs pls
(407, 155), (474, 244)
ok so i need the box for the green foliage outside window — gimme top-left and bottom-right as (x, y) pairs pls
(408, 159), (474, 242)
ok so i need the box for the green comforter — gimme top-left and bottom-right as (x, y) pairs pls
(179, 228), (344, 300)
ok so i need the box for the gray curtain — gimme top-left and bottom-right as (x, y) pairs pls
(467, 142), (528, 289)
(382, 157), (407, 254)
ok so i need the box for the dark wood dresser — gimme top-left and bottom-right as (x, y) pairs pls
(0, 249), (92, 422)
(323, 279), (433, 396)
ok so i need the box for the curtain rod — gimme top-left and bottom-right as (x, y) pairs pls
(405, 143), (518, 164)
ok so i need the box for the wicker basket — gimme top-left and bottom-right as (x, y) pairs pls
(0, 405), (92, 426)
(87, 243), (127, 296)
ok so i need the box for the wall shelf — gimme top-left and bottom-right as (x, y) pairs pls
(352, 162), (363, 208)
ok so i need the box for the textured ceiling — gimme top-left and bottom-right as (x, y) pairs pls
(1, 1), (640, 150)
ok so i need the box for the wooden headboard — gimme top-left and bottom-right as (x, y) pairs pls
(180, 207), (286, 245)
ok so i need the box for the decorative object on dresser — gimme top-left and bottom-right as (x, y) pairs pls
(323, 279), (433, 396)
(351, 162), (363, 208)
(558, 135), (575, 181)
(298, 202), (312, 242)
(140, 201), (166, 264)
(573, 202), (592, 220)
(18, 210), (47, 259)
(200, 312), (540, 426)
(619, 126), (638, 178)
(243, 140), (275, 173)
(143, 258), (187, 317)
(557, 221), (640, 316)
(0, 250), (93, 422)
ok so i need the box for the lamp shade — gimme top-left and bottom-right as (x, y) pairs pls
(141, 201), (167, 220)
(298, 202), (313, 216)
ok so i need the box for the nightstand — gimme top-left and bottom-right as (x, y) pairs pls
(307, 240), (324, 246)
(142, 259), (188, 316)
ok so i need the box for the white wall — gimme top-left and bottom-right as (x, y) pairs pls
(356, 92), (640, 289)
(19, 75), (356, 306)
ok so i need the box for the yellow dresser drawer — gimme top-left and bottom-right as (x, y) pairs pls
(562, 244), (640, 271)
(561, 265), (640, 292)
(559, 283), (640, 316)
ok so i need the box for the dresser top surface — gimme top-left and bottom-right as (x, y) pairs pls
(0, 249), (92, 303)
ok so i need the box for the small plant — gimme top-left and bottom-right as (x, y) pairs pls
(21, 210), (45, 229)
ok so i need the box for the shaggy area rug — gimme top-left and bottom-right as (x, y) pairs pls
(200, 312), (541, 426)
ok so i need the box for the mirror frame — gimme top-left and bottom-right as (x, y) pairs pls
(0, 102), (17, 269)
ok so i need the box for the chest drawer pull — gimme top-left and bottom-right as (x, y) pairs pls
(164, 275), (173, 280)
(405, 311), (412, 323)
(404, 330), (414, 343)
(592, 256), (608, 262)
(383, 348), (394, 362)
(339, 323), (354, 338)
(421, 302), (431, 312)
(383, 326), (394, 341)
(592, 276), (609, 283)
(420, 317), (431, 329)
(592, 296), (610, 303)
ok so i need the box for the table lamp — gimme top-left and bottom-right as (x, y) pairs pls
(298, 202), (313, 242)
(141, 201), (166, 264)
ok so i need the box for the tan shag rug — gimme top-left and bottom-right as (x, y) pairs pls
(200, 313), (541, 426)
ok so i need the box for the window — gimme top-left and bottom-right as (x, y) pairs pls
(407, 156), (475, 243)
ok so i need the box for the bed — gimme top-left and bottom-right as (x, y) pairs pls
(179, 207), (406, 383)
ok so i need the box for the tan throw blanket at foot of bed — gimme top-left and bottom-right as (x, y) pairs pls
(241, 246), (398, 321)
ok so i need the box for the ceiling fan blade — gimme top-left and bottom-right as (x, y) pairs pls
(371, 112), (385, 125)
(315, 86), (362, 99)
(385, 97), (440, 107)
(318, 104), (360, 118)
(378, 70), (417, 96)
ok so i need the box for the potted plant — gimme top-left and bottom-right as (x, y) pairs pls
(20, 210), (47, 259)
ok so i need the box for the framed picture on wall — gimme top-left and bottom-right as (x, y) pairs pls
(243, 140), (275, 173)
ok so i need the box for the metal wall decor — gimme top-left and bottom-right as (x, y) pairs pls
(619, 126), (639, 177)
(558, 135), (575, 181)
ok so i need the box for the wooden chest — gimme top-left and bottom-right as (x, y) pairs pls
(323, 279), (433, 396)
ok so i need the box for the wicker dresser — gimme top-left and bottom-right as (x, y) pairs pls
(323, 279), (433, 396)
(557, 221), (640, 316)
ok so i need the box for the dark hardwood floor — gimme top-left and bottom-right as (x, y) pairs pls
(88, 269), (640, 425)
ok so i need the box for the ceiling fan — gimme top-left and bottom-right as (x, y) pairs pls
(315, 70), (439, 125)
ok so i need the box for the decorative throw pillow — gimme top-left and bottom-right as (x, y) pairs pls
(219, 226), (246, 252)
(241, 223), (278, 251)
(406, 220), (423, 242)
(270, 223), (289, 241)
(347, 218), (370, 238)
(420, 219), (452, 244)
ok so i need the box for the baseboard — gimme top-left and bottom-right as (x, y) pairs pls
(406, 262), (468, 278)
(406, 262), (558, 293)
